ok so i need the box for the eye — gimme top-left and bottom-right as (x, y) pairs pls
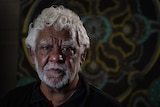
(61, 46), (76, 55)
(40, 45), (52, 55)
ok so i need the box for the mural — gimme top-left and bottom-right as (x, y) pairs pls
(18, 0), (160, 107)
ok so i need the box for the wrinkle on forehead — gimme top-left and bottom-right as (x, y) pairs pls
(37, 26), (79, 47)
(41, 27), (71, 38)
(38, 38), (77, 48)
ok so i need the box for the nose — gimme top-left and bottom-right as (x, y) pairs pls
(49, 52), (65, 63)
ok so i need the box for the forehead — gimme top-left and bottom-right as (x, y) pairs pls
(37, 26), (72, 42)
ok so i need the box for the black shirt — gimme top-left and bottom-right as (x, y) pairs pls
(0, 74), (121, 107)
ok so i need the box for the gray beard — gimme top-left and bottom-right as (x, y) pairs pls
(34, 58), (77, 88)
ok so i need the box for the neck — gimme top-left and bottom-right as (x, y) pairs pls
(40, 74), (79, 106)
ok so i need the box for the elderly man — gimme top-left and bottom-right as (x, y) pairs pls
(1, 5), (121, 107)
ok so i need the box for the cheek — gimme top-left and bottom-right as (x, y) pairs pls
(64, 57), (72, 69)
(65, 56), (81, 71)
(36, 54), (48, 69)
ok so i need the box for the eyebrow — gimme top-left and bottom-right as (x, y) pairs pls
(38, 39), (49, 46)
(62, 40), (76, 46)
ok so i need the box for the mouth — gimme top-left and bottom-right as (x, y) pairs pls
(46, 68), (65, 78)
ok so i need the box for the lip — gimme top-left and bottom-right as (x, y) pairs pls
(46, 68), (65, 78)
(48, 68), (64, 72)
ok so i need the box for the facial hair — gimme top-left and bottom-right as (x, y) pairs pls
(34, 58), (77, 89)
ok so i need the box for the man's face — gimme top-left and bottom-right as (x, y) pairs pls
(33, 26), (83, 88)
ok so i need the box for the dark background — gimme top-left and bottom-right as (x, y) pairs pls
(1, 0), (160, 107)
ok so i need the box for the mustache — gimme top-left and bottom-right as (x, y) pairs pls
(43, 63), (67, 72)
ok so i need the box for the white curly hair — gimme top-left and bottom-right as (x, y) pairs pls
(25, 5), (90, 52)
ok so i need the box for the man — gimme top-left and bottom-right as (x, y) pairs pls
(1, 5), (121, 107)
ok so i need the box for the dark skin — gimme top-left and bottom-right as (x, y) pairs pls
(28, 26), (86, 106)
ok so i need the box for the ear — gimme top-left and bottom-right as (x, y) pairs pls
(28, 48), (35, 65)
(80, 49), (87, 65)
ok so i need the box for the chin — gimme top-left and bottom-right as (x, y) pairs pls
(43, 75), (70, 89)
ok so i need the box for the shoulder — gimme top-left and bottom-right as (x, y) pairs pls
(7, 82), (35, 97)
(78, 73), (121, 107)
(0, 82), (36, 107)
(87, 85), (121, 107)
